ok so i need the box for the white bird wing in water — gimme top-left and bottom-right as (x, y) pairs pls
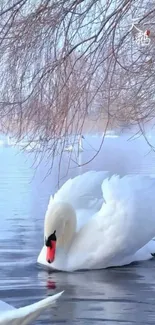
(0, 301), (15, 312)
(0, 291), (63, 325)
(67, 175), (155, 270)
(49, 170), (109, 229)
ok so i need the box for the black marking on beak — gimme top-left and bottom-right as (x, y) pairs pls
(45, 230), (56, 247)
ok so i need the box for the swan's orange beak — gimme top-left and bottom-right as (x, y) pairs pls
(46, 240), (56, 263)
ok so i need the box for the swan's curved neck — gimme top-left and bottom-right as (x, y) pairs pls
(79, 136), (82, 149)
(44, 202), (77, 251)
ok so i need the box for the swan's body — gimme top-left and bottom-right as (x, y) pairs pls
(37, 171), (155, 271)
(0, 291), (63, 325)
(64, 136), (84, 152)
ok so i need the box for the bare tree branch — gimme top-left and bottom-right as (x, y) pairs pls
(0, 0), (154, 174)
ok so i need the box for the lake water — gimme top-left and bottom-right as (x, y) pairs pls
(1, 134), (155, 324)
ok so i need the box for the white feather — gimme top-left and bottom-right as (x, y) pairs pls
(0, 291), (63, 325)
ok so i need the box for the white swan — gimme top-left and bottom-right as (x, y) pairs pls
(0, 291), (63, 325)
(64, 135), (84, 152)
(37, 171), (155, 271)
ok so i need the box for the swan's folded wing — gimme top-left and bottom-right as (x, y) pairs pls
(97, 175), (155, 263)
(0, 301), (15, 313)
(53, 171), (109, 210)
(68, 175), (155, 270)
(0, 291), (63, 325)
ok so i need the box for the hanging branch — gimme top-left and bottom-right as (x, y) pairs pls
(0, 0), (154, 172)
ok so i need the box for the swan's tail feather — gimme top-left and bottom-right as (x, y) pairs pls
(131, 240), (155, 262)
(147, 239), (155, 257)
(0, 291), (64, 325)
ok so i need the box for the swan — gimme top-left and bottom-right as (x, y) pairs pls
(0, 291), (63, 325)
(37, 171), (155, 271)
(64, 135), (84, 152)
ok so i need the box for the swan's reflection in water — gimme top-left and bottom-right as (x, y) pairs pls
(38, 261), (155, 324)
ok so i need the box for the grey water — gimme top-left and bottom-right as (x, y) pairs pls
(1, 134), (155, 324)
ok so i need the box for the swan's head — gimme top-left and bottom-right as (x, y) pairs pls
(44, 201), (76, 264)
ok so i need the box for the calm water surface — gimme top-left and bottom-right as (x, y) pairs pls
(0, 135), (155, 324)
